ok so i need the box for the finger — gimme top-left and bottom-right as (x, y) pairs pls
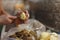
(17, 11), (22, 15)
(7, 18), (13, 23)
(9, 15), (17, 19)
(25, 10), (30, 18)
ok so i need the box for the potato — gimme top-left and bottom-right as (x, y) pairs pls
(20, 12), (26, 20)
(50, 33), (58, 40)
(39, 32), (50, 40)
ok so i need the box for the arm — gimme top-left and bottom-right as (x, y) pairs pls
(0, 0), (1, 13)
(0, 0), (3, 15)
(0, 0), (17, 24)
(0, 0), (7, 15)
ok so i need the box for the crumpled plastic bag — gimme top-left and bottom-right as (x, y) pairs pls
(1, 19), (46, 40)
(2, 24), (34, 40)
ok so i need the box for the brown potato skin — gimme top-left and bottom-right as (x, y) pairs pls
(14, 10), (29, 25)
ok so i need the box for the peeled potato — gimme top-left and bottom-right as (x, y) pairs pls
(39, 32), (50, 40)
(40, 39), (45, 40)
(50, 33), (58, 40)
(20, 12), (26, 20)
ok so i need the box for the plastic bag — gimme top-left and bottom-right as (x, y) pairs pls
(2, 24), (35, 40)
(1, 19), (46, 40)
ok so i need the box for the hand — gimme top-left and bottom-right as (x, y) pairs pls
(17, 10), (29, 20)
(24, 10), (30, 20)
(0, 15), (16, 25)
(15, 10), (29, 25)
(0, 8), (17, 25)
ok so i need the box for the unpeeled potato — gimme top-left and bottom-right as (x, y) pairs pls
(14, 2), (29, 26)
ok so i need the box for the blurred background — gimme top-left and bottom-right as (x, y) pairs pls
(27, 0), (60, 32)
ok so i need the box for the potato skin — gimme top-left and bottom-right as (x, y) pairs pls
(14, 10), (29, 25)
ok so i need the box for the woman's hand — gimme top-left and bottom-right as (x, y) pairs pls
(0, 8), (17, 25)
(0, 15), (16, 25)
(15, 10), (30, 25)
